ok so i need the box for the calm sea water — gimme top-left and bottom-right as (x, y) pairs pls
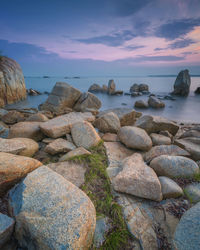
(6, 76), (200, 123)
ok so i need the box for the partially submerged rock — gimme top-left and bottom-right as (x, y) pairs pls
(134, 100), (149, 109)
(108, 79), (116, 95)
(172, 69), (191, 96)
(148, 96), (165, 108)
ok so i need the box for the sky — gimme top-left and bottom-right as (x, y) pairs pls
(0, 0), (200, 76)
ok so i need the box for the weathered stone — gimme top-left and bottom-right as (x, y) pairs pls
(45, 138), (76, 155)
(150, 155), (199, 178)
(0, 56), (26, 107)
(10, 138), (39, 157)
(150, 133), (171, 146)
(159, 130), (173, 140)
(173, 201), (200, 250)
(0, 152), (42, 196)
(40, 82), (82, 113)
(94, 112), (120, 133)
(148, 96), (165, 108)
(71, 121), (101, 149)
(159, 176), (183, 199)
(130, 83), (139, 93)
(26, 113), (49, 122)
(179, 129), (200, 139)
(47, 161), (86, 187)
(59, 147), (91, 162)
(139, 83), (149, 92)
(175, 137), (200, 160)
(143, 144), (190, 163)
(102, 133), (119, 142)
(107, 79), (116, 95)
(134, 100), (149, 108)
(8, 166), (96, 249)
(184, 183), (200, 204)
(0, 122), (9, 139)
(113, 153), (162, 201)
(88, 83), (102, 93)
(0, 109), (8, 118)
(118, 126), (152, 151)
(42, 138), (55, 144)
(135, 115), (179, 135)
(0, 213), (15, 248)
(1, 111), (25, 124)
(8, 122), (44, 141)
(74, 92), (101, 112)
(66, 133), (73, 142)
(0, 138), (26, 154)
(40, 112), (95, 138)
(172, 69), (191, 96)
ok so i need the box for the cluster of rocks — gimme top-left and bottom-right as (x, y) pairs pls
(0, 81), (200, 249)
(88, 79), (123, 95)
(129, 83), (150, 96)
(135, 95), (165, 109)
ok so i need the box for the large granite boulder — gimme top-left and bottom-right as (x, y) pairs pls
(135, 115), (179, 135)
(94, 112), (120, 133)
(8, 166), (96, 249)
(172, 69), (191, 96)
(0, 213), (15, 248)
(148, 96), (165, 108)
(40, 112), (95, 138)
(40, 82), (82, 113)
(0, 56), (26, 107)
(113, 153), (162, 201)
(173, 201), (200, 250)
(0, 152), (42, 196)
(118, 126), (152, 151)
(73, 92), (101, 112)
(150, 155), (199, 178)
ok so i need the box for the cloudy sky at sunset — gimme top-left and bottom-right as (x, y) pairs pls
(1, 0), (200, 75)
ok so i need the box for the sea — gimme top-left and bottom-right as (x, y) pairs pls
(6, 75), (200, 123)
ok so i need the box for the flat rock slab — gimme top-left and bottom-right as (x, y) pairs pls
(8, 166), (96, 249)
(59, 147), (91, 162)
(40, 112), (95, 138)
(45, 138), (76, 155)
(175, 137), (200, 160)
(0, 213), (15, 248)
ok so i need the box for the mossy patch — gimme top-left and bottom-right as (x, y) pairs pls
(67, 141), (134, 249)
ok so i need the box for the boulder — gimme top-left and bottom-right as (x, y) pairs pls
(173, 202), (200, 250)
(45, 138), (76, 155)
(172, 69), (191, 96)
(94, 112), (120, 133)
(179, 129), (200, 139)
(150, 155), (199, 178)
(73, 92), (101, 112)
(148, 96), (165, 108)
(134, 100), (149, 108)
(59, 147), (91, 162)
(15, 138), (39, 157)
(175, 137), (200, 160)
(139, 84), (149, 92)
(0, 213), (15, 248)
(102, 133), (119, 142)
(107, 79), (116, 95)
(40, 82), (82, 113)
(113, 153), (162, 201)
(47, 161), (86, 187)
(40, 112), (95, 138)
(0, 56), (26, 107)
(150, 133), (171, 146)
(130, 83), (139, 93)
(143, 145), (190, 163)
(194, 86), (200, 94)
(8, 122), (44, 141)
(0, 152), (42, 196)
(8, 166), (96, 249)
(135, 115), (179, 135)
(88, 83), (102, 93)
(184, 183), (200, 204)
(71, 121), (101, 149)
(1, 111), (25, 124)
(159, 176), (183, 199)
(26, 113), (49, 122)
(118, 126), (152, 151)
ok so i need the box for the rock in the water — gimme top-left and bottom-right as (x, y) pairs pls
(73, 92), (101, 112)
(71, 121), (101, 149)
(118, 126), (152, 151)
(139, 83), (149, 92)
(102, 133), (119, 142)
(40, 82), (82, 113)
(59, 147), (91, 162)
(45, 138), (76, 155)
(113, 153), (162, 201)
(134, 100), (149, 108)
(0, 56), (26, 107)
(88, 83), (101, 92)
(150, 155), (199, 178)
(94, 112), (120, 133)
(159, 176), (183, 199)
(130, 83), (139, 93)
(8, 122), (44, 141)
(172, 69), (191, 96)
(175, 137), (200, 160)
(0, 213), (15, 248)
(26, 113), (49, 122)
(40, 112), (95, 138)
(148, 96), (165, 108)
(47, 161), (86, 187)
(107, 79), (116, 95)
(173, 201), (200, 250)
(135, 115), (179, 135)
(8, 166), (96, 249)
(150, 133), (171, 146)
(144, 144), (190, 163)
(194, 86), (200, 94)
(0, 152), (42, 196)
(184, 183), (200, 204)
(2, 110), (25, 124)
